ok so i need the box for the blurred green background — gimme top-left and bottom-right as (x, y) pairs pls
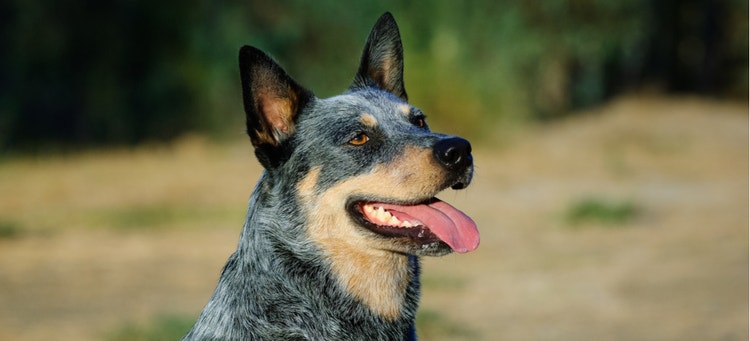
(0, 0), (746, 152)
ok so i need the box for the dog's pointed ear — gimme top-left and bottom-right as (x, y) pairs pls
(239, 46), (313, 167)
(240, 46), (312, 147)
(349, 12), (408, 101)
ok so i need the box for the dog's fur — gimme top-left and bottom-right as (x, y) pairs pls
(183, 13), (479, 340)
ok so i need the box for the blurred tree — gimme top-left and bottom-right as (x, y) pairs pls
(0, 0), (745, 152)
(1, 0), (213, 149)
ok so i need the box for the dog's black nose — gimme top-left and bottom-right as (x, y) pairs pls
(433, 137), (472, 171)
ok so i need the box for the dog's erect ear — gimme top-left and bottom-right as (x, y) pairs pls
(239, 46), (313, 149)
(350, 12), (408, 101)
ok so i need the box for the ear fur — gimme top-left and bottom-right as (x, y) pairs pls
(239, 46), (312, 148)
(239, 46), (313, 167)
(350, 12), (408, 101)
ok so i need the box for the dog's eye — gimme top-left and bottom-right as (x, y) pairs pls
(411, 116), (426, 128)
(349, 132), (369, 146)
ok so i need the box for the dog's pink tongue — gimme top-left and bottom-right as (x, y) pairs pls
(391, 199), (479, 253)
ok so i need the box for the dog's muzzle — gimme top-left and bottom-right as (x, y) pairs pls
(433, 137), (473, 190)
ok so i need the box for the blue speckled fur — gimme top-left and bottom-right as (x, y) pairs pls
(183, 13), (473, 341)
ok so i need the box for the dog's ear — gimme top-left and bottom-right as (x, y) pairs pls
(350, 12), (408, 102)
(239, 46), (313, 167)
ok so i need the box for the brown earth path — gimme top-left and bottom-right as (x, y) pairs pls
(0, 96), (746, 340)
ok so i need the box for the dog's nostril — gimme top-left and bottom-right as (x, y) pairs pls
(433, 137), (472, 170)
(451, 182), (467, 190)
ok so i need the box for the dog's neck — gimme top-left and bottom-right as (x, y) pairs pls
(317, 239), (420, 320)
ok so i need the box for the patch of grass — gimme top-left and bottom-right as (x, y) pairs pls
(101, 205), (237, 231)
(416, 309), (478, 340)
(107, 206), (192, 229)
(566, 197), (639, 226)
(421, 275), (466, 290)
(107, 312), (478, 340)
(105, 315), (195, 341)
(0, 220), (23, 239)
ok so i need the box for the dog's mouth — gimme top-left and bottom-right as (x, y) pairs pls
(347, 197), (480, 254)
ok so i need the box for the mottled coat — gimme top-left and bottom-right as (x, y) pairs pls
(183, 13), (478, 341)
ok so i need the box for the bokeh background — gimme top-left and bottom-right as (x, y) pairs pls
(0, 1), (747, 340)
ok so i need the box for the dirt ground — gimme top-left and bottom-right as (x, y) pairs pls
(0, 95), (747, 340)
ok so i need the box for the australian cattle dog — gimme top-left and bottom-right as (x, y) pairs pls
(183, 12), (480, 340)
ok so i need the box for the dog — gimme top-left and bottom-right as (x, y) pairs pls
(182, 12), (480, 340)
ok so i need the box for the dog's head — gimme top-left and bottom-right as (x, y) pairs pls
(239, 13), (479, 257)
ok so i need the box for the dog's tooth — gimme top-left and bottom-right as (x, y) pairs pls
(372, 206), (382, 221)
(388, 215), (401, 226)
(364, 204), (374, 214)
(376, 206), (391, 222)
(383, 215), (393, 224)
(402, 221), (413, 228)
(371, 207), (380, 220)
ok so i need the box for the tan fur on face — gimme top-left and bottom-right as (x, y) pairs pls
(296, 147), (445, 320)
(360, 113), (378, 127)
(397, 103), (410, 115)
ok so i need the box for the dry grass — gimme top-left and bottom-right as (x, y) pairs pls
(0, 95), (746, 340)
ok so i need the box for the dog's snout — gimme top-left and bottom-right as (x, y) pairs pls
(433, 137), (472, 171)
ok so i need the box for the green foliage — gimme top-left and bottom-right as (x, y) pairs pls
(101, 205), (235, 231)
(104, 311), (476, 340)
(1, 0), (745, 151)
(0, 220), (23, 239)
(105, 315), (195, 341)
(421, 275), (466, 291)
(416, 309), (478, 340)
(566, 197), (639, 226)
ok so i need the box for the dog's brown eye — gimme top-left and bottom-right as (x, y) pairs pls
(411, 116), (426, 128)
(349, 132), (369, 145)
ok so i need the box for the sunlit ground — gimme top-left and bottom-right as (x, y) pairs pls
(0, 95), (747, 340)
